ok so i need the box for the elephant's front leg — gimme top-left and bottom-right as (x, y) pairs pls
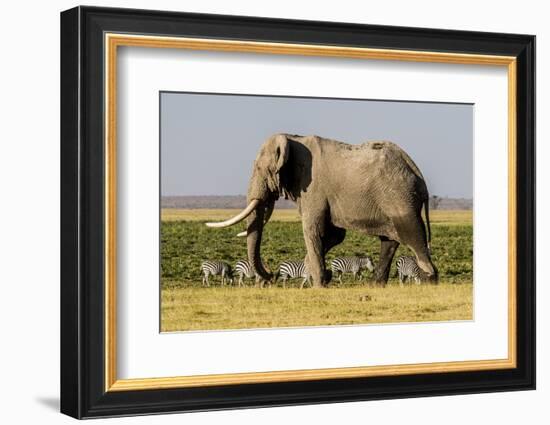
(302, 223), (327, 288)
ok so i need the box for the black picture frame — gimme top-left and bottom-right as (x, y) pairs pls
(61, 5), (535, 419)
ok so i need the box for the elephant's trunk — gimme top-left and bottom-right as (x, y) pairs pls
(264, 199), (275, 225)
(246, 203), (272, 281)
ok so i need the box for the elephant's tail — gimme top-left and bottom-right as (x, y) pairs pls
(424, 198), (432, 255)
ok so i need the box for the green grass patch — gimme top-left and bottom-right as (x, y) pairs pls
(161, 221), (472, 284)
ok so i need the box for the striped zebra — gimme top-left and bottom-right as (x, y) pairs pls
(234, 260), (261, 287)
(200, 260), (233, 286)
(276, 260), (311, 289)
(395, 256), (423, 285)
(330, 256), (374, 284)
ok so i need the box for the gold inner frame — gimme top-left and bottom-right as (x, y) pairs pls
(104, 33), (518, 392)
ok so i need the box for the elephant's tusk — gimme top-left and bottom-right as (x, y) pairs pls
(206, 199), (260, 228)
(236, 202), (274, 237)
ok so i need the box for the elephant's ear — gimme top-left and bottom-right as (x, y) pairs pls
(267, 134), (290, 196)
(273, 134), (290, 173)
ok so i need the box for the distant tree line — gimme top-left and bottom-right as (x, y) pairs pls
(430, 195), (442, 210)
(161, 195), (472, 210)
(428, 195), (472, 210)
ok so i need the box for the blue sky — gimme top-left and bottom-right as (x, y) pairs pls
(161, 92), (473, 198)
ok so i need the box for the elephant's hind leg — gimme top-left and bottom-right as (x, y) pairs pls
(374, 236), (399, 285)
(393, 214), (437, 281)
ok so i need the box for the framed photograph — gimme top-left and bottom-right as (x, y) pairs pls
(60, 6), (535, 419)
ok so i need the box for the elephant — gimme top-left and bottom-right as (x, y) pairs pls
(206, 133), (438, 287)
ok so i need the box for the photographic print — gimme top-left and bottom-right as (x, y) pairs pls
(160, 92), (473, 332)
(61, 8), (535, 417)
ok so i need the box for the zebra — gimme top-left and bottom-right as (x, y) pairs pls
(200, 260), (233, 286)
(234, 260), (261, 287)
(330, 256), (374, 284)
(395, 256), (423, 285)
(275, 260), (311, 289)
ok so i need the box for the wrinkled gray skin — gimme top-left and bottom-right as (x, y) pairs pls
(226, 133), (437, 287)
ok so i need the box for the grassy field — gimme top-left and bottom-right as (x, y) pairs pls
(161, 209), (473, 332)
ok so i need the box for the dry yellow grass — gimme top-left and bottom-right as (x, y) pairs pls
(161, 282), (473, 332)
(426, 210), (473, 226)
(161, 208), (472, 225)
